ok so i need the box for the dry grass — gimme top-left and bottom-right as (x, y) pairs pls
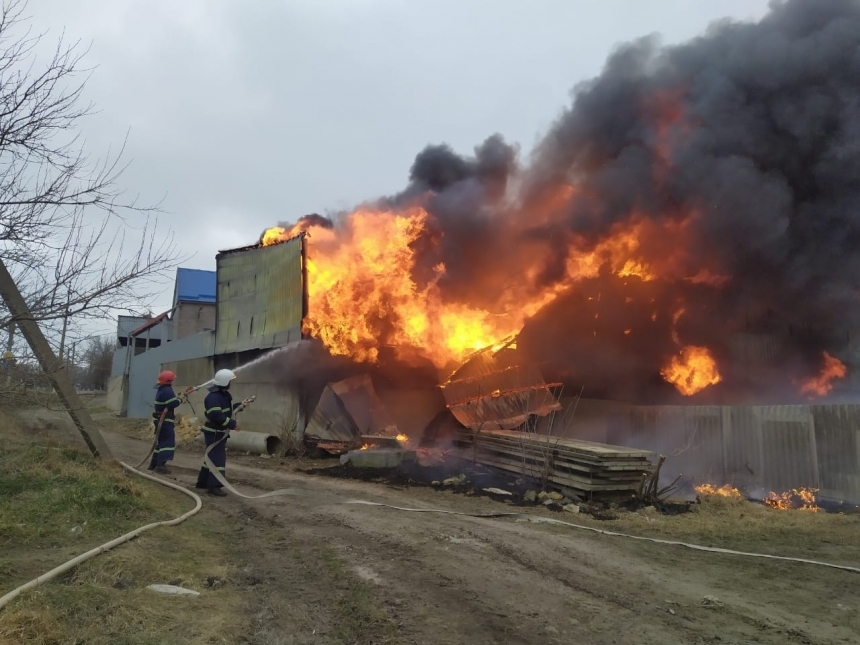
(98, 414), (200, 447)
(584, 495), (860, 562)
(0, 417), (248, 645)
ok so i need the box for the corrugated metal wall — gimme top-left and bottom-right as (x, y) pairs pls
(123, 331), (216, 418)
(544, 398), (860, 504)
(215, 238), (304, 354)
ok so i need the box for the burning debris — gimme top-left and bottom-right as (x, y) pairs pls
(696, 483), (822, 512)
(255, 0), (860, 404)
(799, 352), (847, 399)
(661, 346), (721, 397)
(695, 484), (743, 500)
(440, 337), (561, 431)
(765, 488), (821, 512)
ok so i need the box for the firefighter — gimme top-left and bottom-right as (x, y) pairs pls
(149, 370), (181, 474)
(195, 368), (249, 496)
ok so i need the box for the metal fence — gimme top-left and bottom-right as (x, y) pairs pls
(543, 398), (860, 504)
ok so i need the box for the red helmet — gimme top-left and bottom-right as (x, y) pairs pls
(157, 370), (176, 385)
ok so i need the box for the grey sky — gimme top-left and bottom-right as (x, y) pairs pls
(28, 0), (771, 329)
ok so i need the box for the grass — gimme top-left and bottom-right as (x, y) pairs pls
(0, 418), (247, 645)
(98, 414), (201, 447)
(550, 493), (860, 562)
(0, 442), (165, 544)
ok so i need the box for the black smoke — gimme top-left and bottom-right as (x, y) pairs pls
(421, 0), (860, 402)
(297, 0), (860, 403)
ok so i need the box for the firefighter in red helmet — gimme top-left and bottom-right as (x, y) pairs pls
(149, 370), (181, 474)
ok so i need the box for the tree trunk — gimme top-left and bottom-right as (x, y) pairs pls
(0, 259), (113, 458)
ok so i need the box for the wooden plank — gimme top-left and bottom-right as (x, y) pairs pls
(460, 436), (653, 465)
(459, 441), (652, 477)
(480, 429), (656, 458)
(455, 435), (655, 469)
(472, 450), (647, 485)
(454, 431), (656, 462)
(463, 451), (647, 492)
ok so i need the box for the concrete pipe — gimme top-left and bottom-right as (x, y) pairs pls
(193, 430), (283, 456)
(226, 431), (282, 456)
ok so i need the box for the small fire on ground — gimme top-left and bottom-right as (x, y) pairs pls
(694, 483), (743, 499)
(695, 483), (821, 512)
(765, 488), (820, 512)
(359, 434), (410, 451)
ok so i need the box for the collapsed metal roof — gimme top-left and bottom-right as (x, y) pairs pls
(440, 336), (562, 431)
(304, 374), (398, 443)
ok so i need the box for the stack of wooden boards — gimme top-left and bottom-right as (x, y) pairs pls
(453, 429), (657, 500)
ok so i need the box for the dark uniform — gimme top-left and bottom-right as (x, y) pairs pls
(149, 383), (181, 471)
(195, 386), (241, 492)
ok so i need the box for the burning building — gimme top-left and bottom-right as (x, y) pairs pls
(109, 0), (860, 504)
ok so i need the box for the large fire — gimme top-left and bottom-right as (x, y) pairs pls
(262, 209), (522, 366)
(799, 352), (846, 399)
(259, 208), (725, 394)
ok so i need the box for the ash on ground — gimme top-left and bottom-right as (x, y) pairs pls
(300, 458), (692, 520)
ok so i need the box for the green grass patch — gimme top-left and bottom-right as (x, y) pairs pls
(0, 441), (161, 544)
(0, 430), (248, 644)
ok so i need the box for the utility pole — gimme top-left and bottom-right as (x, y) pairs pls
(4, 321), (14, 387)
(0, 258), (113, 458)
(58, 295), (70, 364)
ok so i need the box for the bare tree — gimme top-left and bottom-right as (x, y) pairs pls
(78, 334), (113, 390)
(0, 0), (182, 332)
(0, 0), (185, 456)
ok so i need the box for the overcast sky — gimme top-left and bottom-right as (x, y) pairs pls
(28, 0), (771, 331)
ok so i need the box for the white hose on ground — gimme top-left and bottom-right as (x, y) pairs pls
(343, 500), (860, 575)
(0, 463), (202, 612)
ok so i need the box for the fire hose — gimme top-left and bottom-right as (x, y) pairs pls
(3, 410), (860, 612)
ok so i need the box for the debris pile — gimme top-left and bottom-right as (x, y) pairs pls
(453, 429), (656, 501)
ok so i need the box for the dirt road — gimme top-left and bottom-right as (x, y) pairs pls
(30, 415), (860, 645)
(21, 408), (860, 645)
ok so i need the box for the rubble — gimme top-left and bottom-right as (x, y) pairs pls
(339, 449), (417, 469)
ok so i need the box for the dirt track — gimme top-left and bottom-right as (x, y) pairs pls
(36, 416), (860, 645)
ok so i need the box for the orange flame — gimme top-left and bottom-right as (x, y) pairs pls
(272, 207), (525, 367)
(661, 345), (721, 396)
(261, 226), (294, 246)
(259, 211), (697, 368)
(765, 488), (820, 512)
(257, 178), (720, 376)
(799, 351), (846, 399)
(395, 433), (408, 443)
(695, 483), (742, 499)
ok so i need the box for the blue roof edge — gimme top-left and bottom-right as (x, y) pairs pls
(175, 267), (217, 304)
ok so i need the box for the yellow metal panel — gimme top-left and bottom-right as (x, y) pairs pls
(215, 237), (304, 354)
(161, 357), (214, 389)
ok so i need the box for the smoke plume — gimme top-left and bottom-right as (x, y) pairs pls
(291, 0), (860, 403)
